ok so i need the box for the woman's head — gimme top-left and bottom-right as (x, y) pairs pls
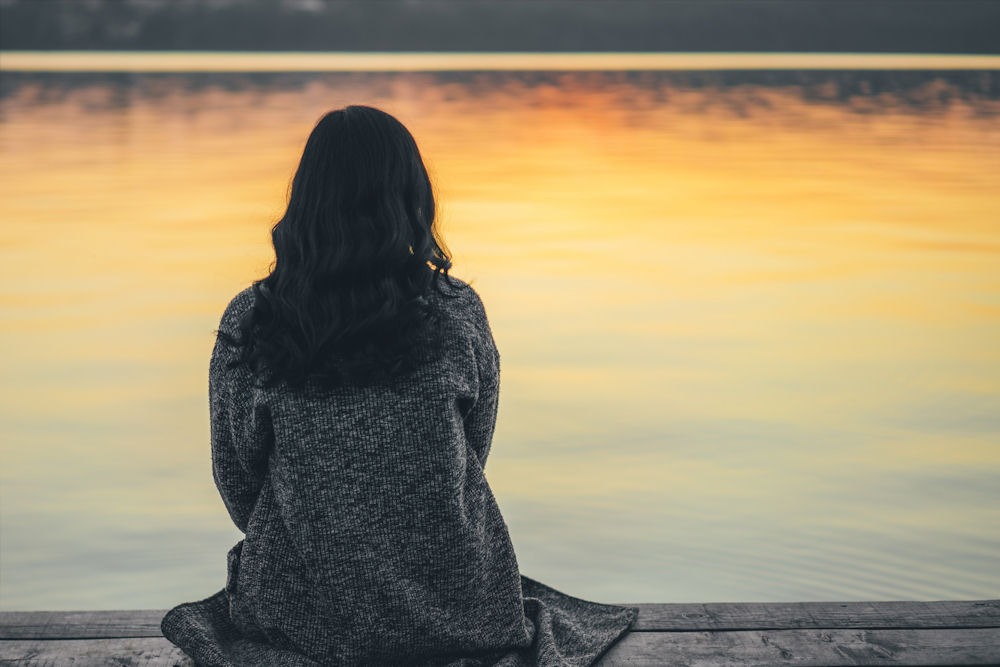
(227, 105), (453, 387)
(274, 106), (447, 281)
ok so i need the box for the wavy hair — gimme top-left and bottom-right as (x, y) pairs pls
(223, 105), (453, 387)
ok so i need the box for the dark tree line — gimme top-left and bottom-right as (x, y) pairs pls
(1, 0), (998, 53)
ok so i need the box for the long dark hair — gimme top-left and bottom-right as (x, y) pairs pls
(223, 105), (453, 387)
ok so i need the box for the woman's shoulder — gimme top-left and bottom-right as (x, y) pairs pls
(218, 284), (257, 334)
(430, 274), (490, 321)
(430, 275), (497, 370)
(228, 284), (257, 309)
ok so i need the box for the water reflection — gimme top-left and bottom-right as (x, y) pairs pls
(3, 69), (998, 114)
(1, 70), (998, 609)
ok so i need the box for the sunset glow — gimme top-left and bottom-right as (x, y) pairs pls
(1, 69), (998, 608)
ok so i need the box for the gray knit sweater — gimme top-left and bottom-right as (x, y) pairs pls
(161, 278), (636, 666)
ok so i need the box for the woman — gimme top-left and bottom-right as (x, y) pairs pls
(161, 105), (636, 666)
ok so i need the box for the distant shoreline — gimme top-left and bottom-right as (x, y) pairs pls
(3, 52), (999, 73)
(1, 1), (998, 55)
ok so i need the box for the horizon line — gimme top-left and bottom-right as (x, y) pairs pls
(2, 51), (999, 72)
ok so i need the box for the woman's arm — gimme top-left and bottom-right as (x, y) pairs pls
(463, 286), (501, 465)
(464, 376), (499, 466)
(209, 297), (272, 532)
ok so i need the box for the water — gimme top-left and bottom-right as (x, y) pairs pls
(1, 64), (998, 610)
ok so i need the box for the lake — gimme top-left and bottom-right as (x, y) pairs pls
(1, 57), (998, 610)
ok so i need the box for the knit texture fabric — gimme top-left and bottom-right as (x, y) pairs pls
(161, 278), (636, 666)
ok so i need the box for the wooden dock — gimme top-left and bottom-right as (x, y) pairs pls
(1, 600), (998, 665)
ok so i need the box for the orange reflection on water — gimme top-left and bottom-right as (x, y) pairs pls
(0, 72), (998, 607)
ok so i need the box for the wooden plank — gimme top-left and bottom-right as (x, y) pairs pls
(629, 599), (1000, 632)
(3, 600), (997, 639)
(0, 610), (165, 640)
(595, 628), (1000, 666)
(2, 628), (999, 666)
(0, 637), (191, 666)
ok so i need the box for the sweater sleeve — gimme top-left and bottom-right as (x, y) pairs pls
(209, 292), (272, 533)
(463, 286), (501, 466)
(464, 375), (499, 466)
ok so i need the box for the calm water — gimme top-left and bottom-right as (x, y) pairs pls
(1, 65), (999, 610)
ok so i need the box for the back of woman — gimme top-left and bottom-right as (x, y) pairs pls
(161, 105), (636, 666)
